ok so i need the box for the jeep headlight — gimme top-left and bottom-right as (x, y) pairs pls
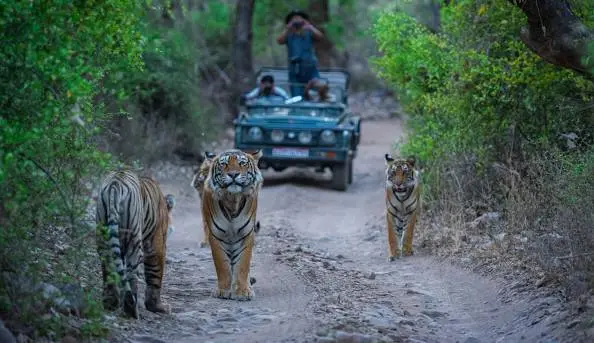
(298, 131), (313, 144)
(320, 130), (336, 145)
(248, 127), (263, 141)
(270, 129), (285, 143)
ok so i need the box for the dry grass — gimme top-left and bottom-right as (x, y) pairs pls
(417, 148), (594, 299)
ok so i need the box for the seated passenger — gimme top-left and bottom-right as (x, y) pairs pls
(245, 75), (289, 103)
(303, 78), (336, 103)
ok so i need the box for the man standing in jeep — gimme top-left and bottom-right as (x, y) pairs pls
(276, 10), (324, 97)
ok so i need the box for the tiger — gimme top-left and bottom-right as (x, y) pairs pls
(165, 194), (176, 238)
(191, 151), (217, 200)
(191, 151), (261, 248)
(191, 151), (217, 248)
(384, 154), (421, 261)
(201, 149), (263, 300)
(138, 176), (175, 314)
(96, 170), (144, 318)
(96, 171), (176, 318)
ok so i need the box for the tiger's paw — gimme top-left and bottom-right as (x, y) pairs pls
(212, 287), (232, 299)
(402, 250), (414, 257)
(123, 291), (139, 319)
(145, 288), (171, 314)
(146, 301), (171, 314)
(232, 286), (254, 301)
(145, 299), (171, 314)
(388, 254), (401, 262)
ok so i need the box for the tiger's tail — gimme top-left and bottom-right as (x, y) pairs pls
(105, 184), (133, 310)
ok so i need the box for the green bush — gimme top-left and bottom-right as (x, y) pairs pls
(0, 0), (145, 339)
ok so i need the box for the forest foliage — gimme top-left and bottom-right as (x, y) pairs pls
(0, 0), (147, 338)
(372, 0), (593, 295)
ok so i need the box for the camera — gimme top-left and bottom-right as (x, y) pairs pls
(292, 21), (304, 29)
(261, 84), (273, 95)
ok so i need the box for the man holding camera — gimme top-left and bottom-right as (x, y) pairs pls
(276, 10), (324, 97)
(244, 74), (289, 103)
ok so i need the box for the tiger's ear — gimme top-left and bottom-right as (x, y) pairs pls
(249, 149), (263, 161)
(384, 153), (394, 165)
(406, 156), (416, 168)
(204, 151), (216, 160)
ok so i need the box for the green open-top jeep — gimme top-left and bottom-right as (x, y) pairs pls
(233, 67), (362, 191)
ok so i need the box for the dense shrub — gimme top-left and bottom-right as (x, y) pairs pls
(372, 0), (593, 295)
(0, 0), (145, 339)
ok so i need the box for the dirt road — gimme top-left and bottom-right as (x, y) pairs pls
(113, 118), (576, 343)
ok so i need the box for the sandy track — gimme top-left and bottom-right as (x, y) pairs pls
(111, 118), (582, 343)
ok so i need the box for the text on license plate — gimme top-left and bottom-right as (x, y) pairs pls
(271, 148), (309, 158)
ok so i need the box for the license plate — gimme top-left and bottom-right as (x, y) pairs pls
(271, 147), (309, 158)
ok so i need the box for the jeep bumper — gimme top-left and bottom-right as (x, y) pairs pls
(235, 144), (354, 169)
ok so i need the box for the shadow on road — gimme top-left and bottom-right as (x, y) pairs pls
(260, 167), (336, 190)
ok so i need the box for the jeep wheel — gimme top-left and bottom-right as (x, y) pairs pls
(331, 162), (349, 191)
(348, 159), (353, 184)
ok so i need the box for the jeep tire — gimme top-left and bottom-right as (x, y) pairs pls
(331, 161), (350, 191)
(348, 159), (353, 184)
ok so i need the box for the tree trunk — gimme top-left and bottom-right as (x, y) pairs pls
(426, 0), (441, 33)
(307, 0), (347, 68)
(229, 0), (256, 124)
(506, 0), (593, 76)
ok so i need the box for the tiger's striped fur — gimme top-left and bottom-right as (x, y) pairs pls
(191, 151), (261, 248)
(139, 176), (175, 314)
(96, 170), (144, 318)
(384, 154), (421, 261)
(191, 151), (217, 248)
(96, 171), (176, 318)
(201, 149), (263, 301)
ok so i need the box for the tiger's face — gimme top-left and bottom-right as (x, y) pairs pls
(191, 151), (217, 197)
(385, 154), (417, 193)
(209, 149), (263, 195)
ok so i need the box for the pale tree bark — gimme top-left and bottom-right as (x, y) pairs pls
(506, 0), (593, 76)
(307, 0), (347, 68)
(230, 0), (256, 123)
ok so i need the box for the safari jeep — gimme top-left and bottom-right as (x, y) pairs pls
(233, 67), (362, 191)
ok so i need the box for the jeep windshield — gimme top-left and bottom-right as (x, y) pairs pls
(246, 102), (344, 118)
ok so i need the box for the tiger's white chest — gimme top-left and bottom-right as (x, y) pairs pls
(211, 196), (255, 242)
